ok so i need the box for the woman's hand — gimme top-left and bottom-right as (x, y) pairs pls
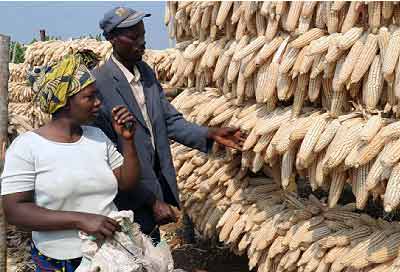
(76, 213), (121, 241)
(111, 105), (136, 141)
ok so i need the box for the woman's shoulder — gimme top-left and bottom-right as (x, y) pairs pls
(7, 131), (39, 156)
(82, 126), (112, 144)
(10, 131), (39, 145)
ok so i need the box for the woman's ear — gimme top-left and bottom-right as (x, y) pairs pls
(64, 99), (71, 111)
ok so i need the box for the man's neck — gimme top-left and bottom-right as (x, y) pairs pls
(113, 53), (136, 73)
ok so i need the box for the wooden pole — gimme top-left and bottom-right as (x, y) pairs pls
(0, 34), (10, 272)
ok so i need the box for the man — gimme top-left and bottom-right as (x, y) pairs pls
(93, 7), (245, 241)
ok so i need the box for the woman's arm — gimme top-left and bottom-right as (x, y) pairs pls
(3, 191), (120, 240)
(110, 106), (140, 190)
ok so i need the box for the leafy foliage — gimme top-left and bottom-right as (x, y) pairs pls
(9, 42), (25, 64)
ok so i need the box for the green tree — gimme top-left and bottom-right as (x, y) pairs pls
(95, 33), (103, 41)
(45, 35), (61, 41)
(78, 34), (104, 41)
(9, 41), (25, 64)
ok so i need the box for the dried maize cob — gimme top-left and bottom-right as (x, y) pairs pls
(285, 2), (303, 32)
(368, 2), (381, 34)
(233, 35), (266, 61)
(216, 1), (233, 28)
(337, 27), (363, 50)
(297, 115), (329, 166)
(360, 115), (383, 143)
(255, 36), (284, 66)
(384, 163), (400, 212)
(290, 28), (326, 48)
(328, 169), (347, 208)
(350, 34), (378, 84)
(382, 28), (400, 82)
(292, 73), (309, 118)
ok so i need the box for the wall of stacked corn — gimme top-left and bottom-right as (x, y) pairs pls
(165, 2), (400, 271)
(8, 63), (48, 137)
(23, 38), (113, 67)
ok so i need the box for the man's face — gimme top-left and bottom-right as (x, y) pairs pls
(111, 21), (146, 62)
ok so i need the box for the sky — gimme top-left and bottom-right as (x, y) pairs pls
(0, 1), (172, 49)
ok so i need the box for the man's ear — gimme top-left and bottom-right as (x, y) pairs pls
(109, 35), (117, 46)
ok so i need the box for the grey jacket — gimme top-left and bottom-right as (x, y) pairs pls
(92, 58), (211, 210)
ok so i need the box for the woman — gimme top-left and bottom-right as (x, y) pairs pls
(1, 51), (140, 271)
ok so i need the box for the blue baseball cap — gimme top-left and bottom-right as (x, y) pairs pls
(100, 7), (151, 35)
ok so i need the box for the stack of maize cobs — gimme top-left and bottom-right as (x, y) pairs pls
(23, 39), (173, 72)
(173, 141), (400, 272)
(23, 38), (113, 67)
(163, 1), (400, 117)
(8, 63), (29, 83)
(164, 1), (400, 212)
(142, 48), (183, 84)
(166, 2), (400, 271)
(7, 63), (50, 136)
(172, 88), (400, 213)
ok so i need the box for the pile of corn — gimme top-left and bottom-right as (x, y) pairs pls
(164, 2), (400, 212)
(8, 63), (29, 83)
(8, 82), (33, 104)
(143, 48), (181, 84)
(172, 88), (400, 213)
(7, 64), (47, 137)
(165, 2), (400, 270)
(163, 2), (400, 117)
(24, 39), (175, 80)
(174, 141), (400, 272)
(24, 38), (112, 67)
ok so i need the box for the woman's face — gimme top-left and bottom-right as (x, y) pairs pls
(68, 84), (101, 124)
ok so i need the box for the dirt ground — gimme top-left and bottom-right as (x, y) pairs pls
(161, 220), (251, 272)
(172, 245), (250, 272)
(6, 226), (34, 272)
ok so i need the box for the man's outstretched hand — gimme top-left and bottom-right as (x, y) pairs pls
(207, 127), (246, 151)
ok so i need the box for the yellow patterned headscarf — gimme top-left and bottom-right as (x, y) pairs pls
(28, 50), (99, 114)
